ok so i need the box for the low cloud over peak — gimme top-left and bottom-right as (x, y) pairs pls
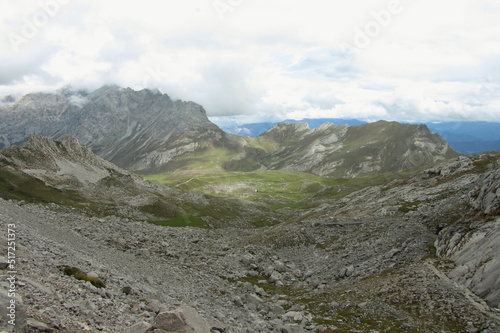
(1, 0), (499, 122)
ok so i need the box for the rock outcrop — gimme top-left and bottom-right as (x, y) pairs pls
(305, 152), (500, 314)
(436, 161), (500, 308)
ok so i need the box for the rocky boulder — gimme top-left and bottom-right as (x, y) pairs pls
(147, 306), (211, 333)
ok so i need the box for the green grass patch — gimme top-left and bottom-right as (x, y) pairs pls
(145, 169), (412, 215)
(0, 167), (88, 205)
(61, 265), (105, 288)
(139, 201), (183, 219)
(147, 170), (340, 203)
(399, 200), (426, 213)
(251, 217), (281, 228)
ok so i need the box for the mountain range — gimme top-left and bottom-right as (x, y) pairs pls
(0, 86), (459, 178)
(221, 119), (500, 154)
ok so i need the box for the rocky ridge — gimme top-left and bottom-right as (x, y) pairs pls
(244, 120), (458, 177)
(0, 86), (236, 173)
(301, 152), (500, 310)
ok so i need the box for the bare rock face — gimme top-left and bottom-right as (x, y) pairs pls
(436, 159), (500, 308)
(437, 218), (500, 308)
(471, 167), (500, 215)
(0, 86), (225, 172)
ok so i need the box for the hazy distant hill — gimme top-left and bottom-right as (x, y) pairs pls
(224, 119), (500, 154)
(222, 118), (366, 137)
(225, 121), (458, 177)
(424, 121), (500, 153)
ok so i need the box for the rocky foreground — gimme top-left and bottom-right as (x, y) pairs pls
(0, 140), (499, 332)
(0, 201), (499, 332)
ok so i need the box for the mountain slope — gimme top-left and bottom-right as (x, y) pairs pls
(225, 121), (458, 177)
(221, 118), (500, 153)
(0, 135), (274, 227)
(221, 118), (366, 137)
(0, 137), (498, 332)
(294, 152), (500, 309)
(0, 86), (238, 173)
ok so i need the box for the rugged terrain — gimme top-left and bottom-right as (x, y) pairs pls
(1, 87), (458, 177)
(0, 135), (499, 332)
(0, 135), (277, 228)
(234, 121), (457, 177)
(222, 119), (500, 154)
(0, 86), (236, 173)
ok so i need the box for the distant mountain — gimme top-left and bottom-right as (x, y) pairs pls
(225, 121), (458, 177)
(224, 119), (500, 154)
(424, 121), (500, 153)
(222, 122), (277, 137)
(284, 118), (366, 128)
(448, 140), (500, 154)
(222, 118), (366, 137)
(424, 121), (500, 142)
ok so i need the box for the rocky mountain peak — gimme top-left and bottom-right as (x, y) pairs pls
(245, 120), (459, 177)
(0, 86), (222, 171)
(261, 122), (310, 142)
(22, 134), (101, 165)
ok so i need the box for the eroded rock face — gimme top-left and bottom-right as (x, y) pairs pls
(471, 167), (500, 215)
(436, 162), (500, 308)
(0, 86), (225, 172)
(437, 218), (500, 308)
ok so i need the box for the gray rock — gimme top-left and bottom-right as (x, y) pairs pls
(151, 306), (210, 333)
(280, 324), (306, 333)
(145, 299), (161, 314)
(26, 318), (54, 332)
(269, 271), (283, 284)
(0, 256), (9, 270)
(242, 294), (264, 310)
(270, 304), (286, 315)
(282, 311), (304, 323)
(126, 321), (153, 333)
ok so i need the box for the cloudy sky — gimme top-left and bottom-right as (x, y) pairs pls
(1, 0), (500, 124)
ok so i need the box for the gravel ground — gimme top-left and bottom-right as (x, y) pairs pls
(1, 197), (499, 333)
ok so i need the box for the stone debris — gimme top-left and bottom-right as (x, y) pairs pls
(0, 151), (499, 332)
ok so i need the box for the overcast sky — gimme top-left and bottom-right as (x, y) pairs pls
(1, 0), (500, 124)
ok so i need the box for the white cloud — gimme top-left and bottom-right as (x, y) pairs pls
(1, 0), (499, 122)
